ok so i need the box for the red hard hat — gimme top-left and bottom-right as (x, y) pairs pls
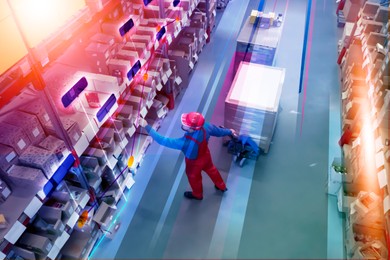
(181, 112), (205, 130)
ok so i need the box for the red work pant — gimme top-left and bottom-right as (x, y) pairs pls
(185, 148), (226, 199)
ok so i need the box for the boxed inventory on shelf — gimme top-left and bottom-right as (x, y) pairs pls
(2, 111), (46, 145)
(0, 123), (31, 156)
(19, 145), (59, 179)
(0, 144), (18, 172)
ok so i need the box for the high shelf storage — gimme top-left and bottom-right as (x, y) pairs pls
(0, 0), (217, 259)
(336, 1), (389, 259)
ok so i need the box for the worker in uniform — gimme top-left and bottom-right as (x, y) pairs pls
(139, 112), (236, 200)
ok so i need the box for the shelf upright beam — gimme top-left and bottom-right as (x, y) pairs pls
(6, 0), (89, 190)
(159, 0), (166, 19)
(299, 0), (313, 93)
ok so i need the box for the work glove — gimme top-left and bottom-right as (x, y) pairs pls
(230, 129), (238, 138)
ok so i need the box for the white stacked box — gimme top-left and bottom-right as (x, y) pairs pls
(224, 62), (285, 153)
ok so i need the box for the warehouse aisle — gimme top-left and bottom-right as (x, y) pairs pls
(90, 0), (344, 259)
(237, 0), (343, 258)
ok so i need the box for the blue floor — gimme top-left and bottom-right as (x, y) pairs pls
(89, 0), (344, 259)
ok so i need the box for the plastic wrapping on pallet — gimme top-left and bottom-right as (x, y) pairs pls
(224, 62), (284, 153)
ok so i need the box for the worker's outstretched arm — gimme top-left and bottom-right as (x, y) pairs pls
(143, 123), (185, 150)
(204, 122), (235, 137)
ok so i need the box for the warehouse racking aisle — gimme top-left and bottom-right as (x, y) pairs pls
(91, 0), (345, 259)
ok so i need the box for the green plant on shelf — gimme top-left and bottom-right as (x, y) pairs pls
(333, 165), (347, 174)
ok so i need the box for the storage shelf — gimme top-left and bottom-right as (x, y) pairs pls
(338, 2), (389, 257)
(0, 153), (74, 246)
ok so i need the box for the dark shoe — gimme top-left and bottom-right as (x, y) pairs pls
(184, 191), (203, 200)
(214, 185), (228, 192)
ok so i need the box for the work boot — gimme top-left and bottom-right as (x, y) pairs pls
(184, 191), (203, 200)
(214, 185), (228, 192)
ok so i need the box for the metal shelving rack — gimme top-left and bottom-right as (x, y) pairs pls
(0, 0), (216, 259)
(337, 1), (389, 259)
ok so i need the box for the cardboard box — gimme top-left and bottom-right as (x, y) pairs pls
(123, 42), (147, 58)
(0, 144), (18, 172)
(116, 104), (135, 128)
(0, 178), (11, 202)
(80, 155), (102, 177)
(107, 119), (126, 143)
(83, 147), (107, 168)
(3, 111), (46, 145)
(19, 145), (59, 179)
(133, 85), (155, 101)
(107, 58), (131, 79)
(6, 165), (45, 187)
(38, 135), (68, 161)
(61, 118), (82, 146)
(116, 49), (139, 65)
(0, 123), (31, 155)
(18, 232), (53, 255)
(19, 101), (51, 127)
(85, 42), (111, 66)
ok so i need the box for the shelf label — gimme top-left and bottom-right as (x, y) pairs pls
(156, 82), (163, 91)
(384, 196), (390, 213)
(162, 74), (168, 85)
(67, 211), (79, 229)
(175, 76), (182, 85)
(204, 32), (209, 40)
(342, 89), (349, 100)
(4, 221), (26, 244)
(377, 169), (387, 189)
(166, 68), (173, 78)
(345, 101), (352, 112)
(375, 151), (385, 169)
(17, 139), (26, 150)
(368, 84), (374, 98)
(365, 71), (371, 83)
(352, 137), (360, 148)
(189, 61), (194, 70)
(167, 34), (173, 45)
(24, 196), (43, 218)
(370, 107), (376, 118)
(363, 47), (369, 58)
(375, 136), (383, 152)
(362, 58), (369, 69)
